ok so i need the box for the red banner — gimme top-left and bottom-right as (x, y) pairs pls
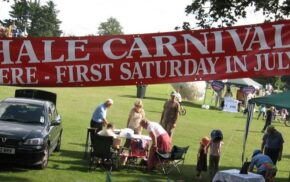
(1, 20), (290, 87)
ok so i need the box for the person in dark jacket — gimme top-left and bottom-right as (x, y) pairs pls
(261, 125), (284, 165)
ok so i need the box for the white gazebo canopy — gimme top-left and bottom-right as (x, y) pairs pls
(223, 78), (263, 89)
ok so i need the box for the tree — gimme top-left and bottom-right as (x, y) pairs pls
(28, 1), (62, 36)
(5, 0), (30, 32)
(281, 75), (290, 90)
(98, 17), (123, 35)
(255, 76), (286, 90)
(2, 0), (62, 37)
(182, 0), (290, 29)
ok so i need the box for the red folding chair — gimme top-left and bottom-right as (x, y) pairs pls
(126, 139), (149, 167)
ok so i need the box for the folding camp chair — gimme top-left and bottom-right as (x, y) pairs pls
(156, 145), (189, 175)
(89, 134), (119, 172)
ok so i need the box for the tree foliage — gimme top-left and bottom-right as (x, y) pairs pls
(98, 17), (123, 35)
(2, 0), (62, 37)
(281, 75), (290, 90)
(254, 76), (286, 90)
(183, 0), (290, 29)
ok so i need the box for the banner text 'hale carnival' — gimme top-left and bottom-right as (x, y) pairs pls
(1, 20), (290, 87)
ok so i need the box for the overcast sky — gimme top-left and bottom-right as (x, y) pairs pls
(0, 0), (264, 36)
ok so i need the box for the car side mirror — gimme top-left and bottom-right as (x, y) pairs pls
(52, 114), (62, 125)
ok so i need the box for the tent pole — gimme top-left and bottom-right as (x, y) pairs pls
(242, 103), (254, 163)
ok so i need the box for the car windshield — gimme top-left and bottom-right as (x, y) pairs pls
(0, 102), (45, 124)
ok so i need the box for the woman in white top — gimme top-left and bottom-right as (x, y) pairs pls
(127, 99), (145, 134)
(140, 119), (171, 170)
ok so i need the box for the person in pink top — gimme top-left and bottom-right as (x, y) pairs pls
(280, 108), (289, 121)
(208, 129), (224, 181)
(140, 119), (171, 170)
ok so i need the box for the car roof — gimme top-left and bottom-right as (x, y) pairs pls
(1, 97), (49, 106)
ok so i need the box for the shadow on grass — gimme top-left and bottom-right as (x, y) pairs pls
(119, 95), (138, 99)
(114, 164), (290, 182)
(138, 163), (290, 182)
(234, 115), (247, 119)
(283, 154), (290, 159)
(95, 165), (289, 182)
(58, 149), (85, 159)
(68, 142), (86, 147)
(112, 164), (197, 182)
(0, 162), (46, 171)
(112, 170), (166, 182)
(146, 110), (162, 114)
(49, 149), (88, 172)
(235, 129), (262, 134)
(110, 165), (193, 182)
(143, 96), (168, 102)
(119, 95), (168, 102)
(274, 124), (289, 129)
(180, 101), (202, 109)
(0, 176), (30, 182)
(274, 177), (290, 182)
(207, 107), (223, 111)
(0, 164), (29, 172)
(119, 95), (208, 111)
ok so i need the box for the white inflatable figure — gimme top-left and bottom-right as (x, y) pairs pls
(171, 81), (207, 102)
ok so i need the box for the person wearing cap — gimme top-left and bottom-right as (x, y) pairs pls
(90, 99), (113, 133)
(249, 149), (276, 178)
(175, 87), (182, 104)
(160, 91), (180, 137)
(196, 136), (210, 179)
(261, 125), (284, 164)
(126, 99), (145, 134)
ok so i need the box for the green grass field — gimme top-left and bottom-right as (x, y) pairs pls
(0, 85), (289, 182)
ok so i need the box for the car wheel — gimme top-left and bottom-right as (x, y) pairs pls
(54, 132), (62, 152)
(37, 145), (49, 169)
